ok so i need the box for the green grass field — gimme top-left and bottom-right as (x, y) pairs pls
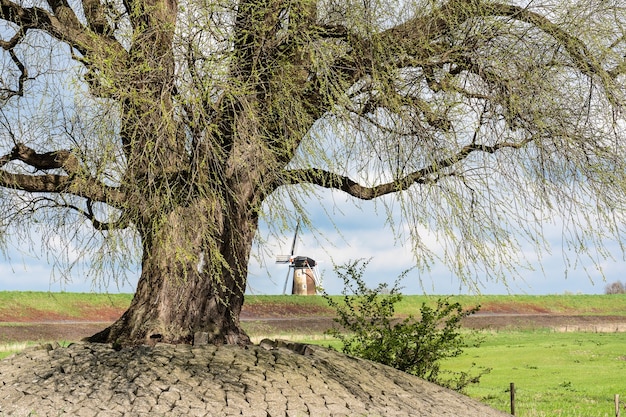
(271, 331), (626, 417)
(0, 291), (133, 319)
(441, 330), (626, 417)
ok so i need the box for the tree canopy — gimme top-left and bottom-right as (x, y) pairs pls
(0, 0), (624, 344)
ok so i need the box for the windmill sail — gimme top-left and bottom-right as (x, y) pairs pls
(276, 220), (300, 263)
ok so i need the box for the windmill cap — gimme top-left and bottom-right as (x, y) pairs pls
(293, 256), (316, 267)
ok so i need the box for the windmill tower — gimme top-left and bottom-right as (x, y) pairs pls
(275, 220), (320, 295)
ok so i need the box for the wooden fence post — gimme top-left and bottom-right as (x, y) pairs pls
(510, 382), (515, 416)
(616, 394), (620, 417)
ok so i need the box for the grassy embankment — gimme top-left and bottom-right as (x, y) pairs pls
(0, 291), (133, 320)
(1, 292), (626, 417)
(0, 292), (133, 358)
(2, 291), (625, 321)
(248, 293), (626, 314)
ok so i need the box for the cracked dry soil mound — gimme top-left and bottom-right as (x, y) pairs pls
(0, 340), (511, 417)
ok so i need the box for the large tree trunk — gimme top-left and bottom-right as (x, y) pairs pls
(84, 5), (263, 345)
(88, 200), (257, 346)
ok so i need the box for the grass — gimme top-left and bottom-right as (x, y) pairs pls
(305, 330), (626, 417)
(244, 294), (332, 308)
(394, 294), (626, 316)
(441, 330), (626, 417)
(0, 342), (35, 359)
(0, 291), (133, 320)
(2, 292), (626, 319)
(251, 293), (626, 317)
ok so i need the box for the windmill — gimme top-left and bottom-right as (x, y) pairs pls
(275, 220), (320, 295)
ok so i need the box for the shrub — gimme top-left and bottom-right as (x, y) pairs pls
(323, 259), (489, 392)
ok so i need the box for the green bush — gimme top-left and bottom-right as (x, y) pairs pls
(323, 259), (489, 392)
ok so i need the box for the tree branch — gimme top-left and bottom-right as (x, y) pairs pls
(482, 3), (617, 91)
(85, 199), (128, 230)
(0, 49), (27, 100)
(1, 143), (82, 173)
(81, 0), (112, 35)
(0, 0), (126, 59)
(282, 138), (533, 200)
(29, 196), (129, 230)
(0, 143), (125, 207)
(380, 0), (621, 102)
(1, 0), (83, 52)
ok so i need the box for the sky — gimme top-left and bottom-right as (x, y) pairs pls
(0, 187), (623, 296)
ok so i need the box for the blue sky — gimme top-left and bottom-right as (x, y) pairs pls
(0, 188), (623, 295)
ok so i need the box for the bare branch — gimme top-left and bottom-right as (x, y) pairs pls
(1, 0), (82, 51)
(0, 24), (28, 101)
(1, 143), (82, 173)
(29, 196), (129, 230)
(283, 137), (534, 200)
(1, 49), (27, 100)
(0, 144), (125, 206)
(0, 0), (126, 59)
(0, 29), (24, 50)
(86, 199), (128, 230)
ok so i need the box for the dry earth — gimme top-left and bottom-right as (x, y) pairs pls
(1, 302), (625, 343)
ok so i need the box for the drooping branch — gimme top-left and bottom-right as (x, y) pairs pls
(27, 196), (129, 230)
(481, 3), (620, 99)
(380, 1), (623, 102)
(0, 143), (125, 206)
(0, 49), (27, 100)
(282, 137), (533, 200)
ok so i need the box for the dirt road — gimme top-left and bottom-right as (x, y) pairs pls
(2, 311), (626, 344)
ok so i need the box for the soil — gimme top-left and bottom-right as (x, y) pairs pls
(1, 301), (625, 344)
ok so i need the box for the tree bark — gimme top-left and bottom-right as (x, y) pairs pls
(87, 200), (256, 346)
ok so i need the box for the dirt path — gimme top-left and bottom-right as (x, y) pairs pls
(2, 299), (626, 343)
(463, 313), (626, 332)
(3, 313), (626, 344)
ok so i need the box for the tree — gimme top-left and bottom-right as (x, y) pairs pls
(0, 0), (624, 345)
(605, 281), (626, 294)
